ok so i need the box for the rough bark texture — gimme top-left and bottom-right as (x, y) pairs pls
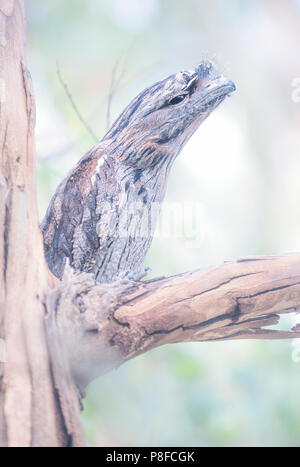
(0, 0), (75, 447)
(50, 254), (300, 389)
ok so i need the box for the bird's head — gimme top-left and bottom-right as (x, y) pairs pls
(105, 60), (236, 169)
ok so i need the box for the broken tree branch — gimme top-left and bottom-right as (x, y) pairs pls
(48, 253), (300, 389)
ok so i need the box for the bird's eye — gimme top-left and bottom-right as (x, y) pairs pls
(168, 94), (186, 106)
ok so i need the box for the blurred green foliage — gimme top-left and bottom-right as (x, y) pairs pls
(26, 0), (300, 446)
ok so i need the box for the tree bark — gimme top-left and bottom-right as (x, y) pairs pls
(51, 254), (300, 388)
(1, 0), (300, 448)
(0, 0), (74, 447)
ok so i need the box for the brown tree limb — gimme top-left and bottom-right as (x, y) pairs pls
(49, 253), (300, 389)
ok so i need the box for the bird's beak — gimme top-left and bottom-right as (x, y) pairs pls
(204, 75), (236, 99)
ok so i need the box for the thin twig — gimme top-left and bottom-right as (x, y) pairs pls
(106, 59), (120, 131)
(106, 42), (137, 130)
(56, 62), (99, 142)
(41, 60), (162, 160)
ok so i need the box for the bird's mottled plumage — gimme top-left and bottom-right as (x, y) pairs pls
(41, 61), (235, 283)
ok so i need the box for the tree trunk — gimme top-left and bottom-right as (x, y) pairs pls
(1, 0), (300, 448)
(0, 0), (70, 447)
